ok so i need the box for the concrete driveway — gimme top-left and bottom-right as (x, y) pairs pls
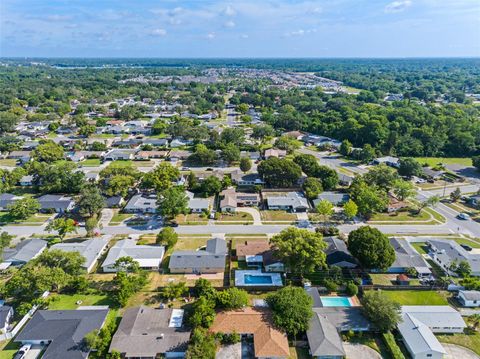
(24, 345), (44, 359)
(99, 208), (114, 227)
(344, 343), (382, 359)
(236, 208), (262, 225)
(444, 343), (480, 359)
(216, 343), (242, 359)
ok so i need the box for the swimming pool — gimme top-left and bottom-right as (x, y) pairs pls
(245, 275), (273, 284)
(320, 296), (352, 307)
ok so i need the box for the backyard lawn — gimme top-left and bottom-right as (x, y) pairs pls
(0, 159), (17, 167)
(81, 158), (101, 166)
(414, 157), (473, 167)
(47, 293), (113, 310)
(380, 290), (449, 305)
(437, 330), (480, 356)
(288, 347), (312, 359)
(174, 236), (210, 251)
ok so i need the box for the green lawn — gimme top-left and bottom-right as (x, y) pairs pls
(216, 212), (253, 222)
(109, 211), (133, 225)
(411, 242), (429, 255)
(414, 157), (473, 167)
(380, 290), (449, 305)
(289, 347), (312, 359)
(174, 237), (209, 251)
(260, 210), (297, 222)
(437, 330), (480, 355)
(81, 158), (101, 166)
(369, 208), (442, 223)
(0, 341), (20, 359)
(0, 212), (51, 225)
(0, 159), (17, 167)
(47, 293), (113, 310)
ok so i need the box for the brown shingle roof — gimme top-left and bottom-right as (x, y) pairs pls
(236, 240), (272, 257)
(210, 308), (289, 358)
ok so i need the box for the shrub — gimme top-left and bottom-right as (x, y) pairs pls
(345, 281), (358, 296)
(323, 279), (338, 292)
(316, 226), (339, 236)
(382, 332), (406, 359)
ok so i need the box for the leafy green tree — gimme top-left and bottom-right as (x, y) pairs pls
(8, 197), (40, 220)
(151, 118), (167, 135)
(46, 218), (78, 241)
(185, 328), (217, 359)
(34, 249), (85, 275)
(343, 199), (358, 220)
(193, 278), (217, 300)
(0, 111), (19, 134)
(188, 144), (217, 165)
(78, 125), (96, 137)
(105, 175), (136, 197)
(303, 177), (323, 200)
(392, 180), (416, 201)
(112, 257), (147, 306)
(398, 157), (423, 177)
(417, 195), (440, 214)
(220, 128), (245, 147)
(347, 226), (395, 270)
(451, 260), (472, 278)
(252, 124), (275, 139)
(162, 282), (188, 301)
(294, 154), (320, 177)
(216, 288), (248, 310)
(90, 141), (107, 151)
(32, 141), (65, 163)
(157, 187), (188, 219)
(236, 103), (249, 114)
(0, 232), (13, 258)
(275, 136), (301, 154)
(188, 296), (216, 329)
(450, 187), (462, 202)
(314, 166), (339, 191)
(339, 140), (353, 156)
(239, 157), (252, 173)
(29, 161), (85, 194)
(359, 144), (376, 163)
(258, 157), (302, 188)
(316, 199), (334, 222)
(221, 143), (240, 164)
(201, 176), (222, 196)
(361, 291), (401, 332)
(77, 185), (105, 218)
(266, 286), (313, 337)
(364, 164), (399, 190)
(156, 227), (178, 248)
(270, 227), (326, 278)
(350, 179), (388, 218)
(141, 162), (180, 192)
(473, 156), (480, 172)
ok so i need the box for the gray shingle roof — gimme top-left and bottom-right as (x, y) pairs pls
(398, 312), (446, 356)
(102, 239), (164, 269)
(51, 237), (109, 271)
(15, 309), (109, 359)
(307, 313), (345, 357)
(459, 290), (480, 301)
(313, 192), (350, 206)
(401, 306), (466, 330)
(169, 238), (227, 270)
(2, 238), (47, 265)
(428, 239), (480, 273)
(389, 238), (431, 273)
(37, 194), (74, 211)
(266, 192), (309, 209)
(123, 194), (157, 212)
(109, 307), (190, 357)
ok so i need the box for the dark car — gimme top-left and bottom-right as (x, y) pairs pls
(461, 244), (473, 251)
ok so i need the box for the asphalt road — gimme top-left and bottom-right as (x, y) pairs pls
(297, 147), (368, 175)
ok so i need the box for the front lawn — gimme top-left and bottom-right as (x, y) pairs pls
(370, 274), (420, 286)
(369, 208), (438, 223)
(414, 157), (473, 167)
(175, 213), (209, 224)
(0, 341), (20, 359)
(81, 158), (101, 166)
(437, 329), (480, 356)
(260, 210), (297, 222)
(109, 210), (133, 225)
(47, 293), (113, 310)
(216, 212), (253, 222)
(380, 290), (449, 305)
(0, 212), (51, 226)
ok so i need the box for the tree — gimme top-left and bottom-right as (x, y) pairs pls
(220, 128), (244, 146)
(201, 176), (222, 196)
(188, 296), (216, 329)
(0, 111), (19, 134)
(236, 103), (249, 114)
(349, 179), (388, 218)
(361, 291), (401, 332)
(0, 232), (13, 258)
(270, 227), (326, 278)
(105, 175), (136, 197)
(339, 140), (353, 156)
(451, 260), (471, 278)
(193, 278), (217, 300)
(156, 227), (178, 248)
(450, 187), (462, 202)
(364, 164), (399, 190)
(275, 136), (301, 154)
(31, 161), (85, 194)
(34, 249), (85, 275)
(162, 281), (188, 301)
(78, 125), (96, 137)
(185, 328), (217, 359)
(77, 185), (105, 218)
(398, 157), (423, 177)
(157, 187), (188, 219)
(239, 157), (252, 173)
(221, 143), (240, 164)
(392, 180), (415, 201)
(216, 288), (248, 310)
(303, 177), (323, 200)
(294, 154), (319, 177)
(359, 144), (376, 163)
(8, 197), (40, 220)
(266, 286), (313, 337)
(258, 157), (302, 188)
(141, 162), (180, 192)
(46, 218), (78, 241)
(85, 217), (97, 237)
(417, 195), (440, 214)
(343, 199), (358, 220)
(112, 257), (147, 306)
(315, 166), (339, 191)
(347, 226), (395, 270)
(316, 199), (334, 222)
(32, 141), (65, 163)
(473, 155), (480, 172)
(188, 144), (217, 165)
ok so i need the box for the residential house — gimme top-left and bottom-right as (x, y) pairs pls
(313, 192), (350, 207)
(386, 238), (431, 276)
(102, 239), (165, 273)
(67, 151), (86, 162)
(240, 151), (261, 161)
(15, 308), (109, 359)
(338, 173), (354, 186)
(373, 156), (400, 168)
(102, 149), (136, 161)
(468, 194), (480, 207)
(219, 188), (260, 212)
(427, 239), (480, 276)
(230, 169), (265, 186)
(104, 195), (125, 208)
(398, 306), (466, 359)
(264, 148), (287, 159)
(169, 238), (227, 274)
(235, 239), (284, 272)
(123, 193), (157, 214)
(170, 138), (189, 148)
(266, 192), (309, 212)
(7, 151), (31, 163)
(210, 308), (290, 359)
(0, 193), (23, 211)
(18, 175), (34, 186)
(37, 194), (75, 213)
(423, 168), (445, 181)
(457, 290), (480, 307)
(186, 191), (210, 213)
(109, 307), (190, 358)
(168, 150), (191, 162)
(51, 237), (109, 273)
(2, 239), (47, 267)
(0, 305), (13, 334)
(324, 237), (357, 268)
(283, 130), (304, 140)
(142, 138), (169, 147)
(387, 196), (409, 213)
(134, 150), (167, 160)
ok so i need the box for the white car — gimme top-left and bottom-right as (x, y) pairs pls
(14, 344), (31, 359)
(457, 213), (470, 220)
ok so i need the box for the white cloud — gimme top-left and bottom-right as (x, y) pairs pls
(284, 28), (317, 37)
(150, 28), (167, 36)
(224, 20), (235, 28)
(385, 0), (412, 13)
(223, 5), (236, 16)
(206, 32), (216, 39)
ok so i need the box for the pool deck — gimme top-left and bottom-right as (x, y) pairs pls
(234, 270), (283, 287)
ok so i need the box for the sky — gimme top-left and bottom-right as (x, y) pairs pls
(1, 0), (479, 58)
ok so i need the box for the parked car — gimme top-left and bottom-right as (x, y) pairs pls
(14, 345), (31, 359)
(457, 213), (471, 220)
(461, 244), (473, 251)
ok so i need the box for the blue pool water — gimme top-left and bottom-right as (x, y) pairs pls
(320, 296), (352, 307)
(244, 275), (273, 284)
